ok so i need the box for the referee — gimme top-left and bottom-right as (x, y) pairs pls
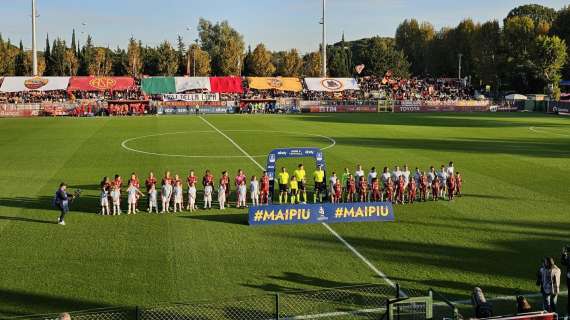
(313, 165), (325, 203)
(54, 183), (74, 226)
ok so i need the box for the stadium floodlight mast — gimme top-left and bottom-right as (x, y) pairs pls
(31, 0), (39, 76)
(320, 0), (327, 77)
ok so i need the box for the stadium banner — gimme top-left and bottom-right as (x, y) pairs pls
(247, 77), (303, 92)
(67, 76), (136, 91)
(249, 202), (394, 226)
(162, 93), (220, 102)
(141, 77), (176, 94)
(393, 100), (491, 113)
(304, 78), (360, 92)
(0, 76), (70, 92)
(209, 76), (244, 93)
(157, 105), (235, 115)
(300, 105), (378, 113)
(174, 77), (211, 92)
(0, 103), (41, 117)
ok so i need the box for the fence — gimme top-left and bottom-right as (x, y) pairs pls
(0, 284), (433, 320)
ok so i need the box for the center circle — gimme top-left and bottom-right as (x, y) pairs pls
(121, 130), (336, 159)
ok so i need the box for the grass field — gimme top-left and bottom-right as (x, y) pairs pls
(0, 113), (569, 317)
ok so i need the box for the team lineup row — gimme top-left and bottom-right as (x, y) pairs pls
(97, 162), (463, 215)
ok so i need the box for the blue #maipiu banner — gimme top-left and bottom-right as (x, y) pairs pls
(248, 202), (394, 226)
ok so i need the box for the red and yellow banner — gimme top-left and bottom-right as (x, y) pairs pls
(68, 76), (136, 91)
(247, 77), (303, 92)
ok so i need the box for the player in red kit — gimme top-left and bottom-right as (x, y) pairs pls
(420, 172), (428, 202)
(396, 176), (405, 204)
(161, 171), (172, 186)
(447, 174), (456, 200)
(371, 178), (381, 201)
(260, 171), (270, 205)
(332, 180), (342, 203)
(408, 178), (417, 204)
(220, 171), (230, 199)
(114, 174), (123, 191)
(455, 172), (462, 197)
(346, 174), (356, 202)
(129, 172), (141, 212)
(145, 172), (157, 193)
(432, 177), (441, 201)
(358, 176), (368, 202)
(386, 177), (394, 203)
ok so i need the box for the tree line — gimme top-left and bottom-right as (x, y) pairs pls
(0, 4), (568, 96)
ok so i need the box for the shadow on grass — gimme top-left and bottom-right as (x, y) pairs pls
(180, 213), (249, 226)
(0, 288), (114, 317)
(0, 216), (56, 225)
(0, 195), (102, 217)
(297, 113), (567, 129)
(316, 136), (570, 158)
(243, 272), (368, 292)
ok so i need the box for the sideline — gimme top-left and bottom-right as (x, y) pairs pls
(529, 126), (570, 137)
(198, 115), (403, 295)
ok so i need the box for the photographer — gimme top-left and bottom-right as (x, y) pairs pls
(54, 183), (74, 226)
(562, 247), (570, 314)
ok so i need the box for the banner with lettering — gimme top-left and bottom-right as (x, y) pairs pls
(162, 93), (220, 102)
(304, 78), (360, 92)
(247, 77), (303, 92)
(68, 76), (136, 91)
(0, 77), (71, 92)
(249, 202), (394, 226)
(175, 77), (211, 92)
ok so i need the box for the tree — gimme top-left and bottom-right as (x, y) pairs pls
(395, 19), (435, 75)
(141, 44), (160, 76)
(506, 4), (557, 27)
(355, 37), (410, 77)
(88, 47), (113, 76)
(50, 38), (67, 76)
(472, 20), (503, 89)
(246, 43), (275, 76)
(79, 35), (95, 76)
(302, 51), (322, 77)
(187, 43), (211, 76)
(198, 18), (245, 75)
(25, 52), (45, 76)
(71, 29), (77, 57)
(14, 41), (27, 76)
(127, 38), (143, 78)
(156, 41), (178, 76)
(62, 48), (79, 76)
(531, 35), (568, 98)
(551, 6), (570, 79)
(176, 35), (186, 75)
(328, 34), (352, 77)
(44, 34), (52, 75)
(112, 47), (128, 76)
(277, 49), (302, 76)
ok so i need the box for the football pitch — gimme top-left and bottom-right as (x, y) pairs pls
(0, 113), (568, 316)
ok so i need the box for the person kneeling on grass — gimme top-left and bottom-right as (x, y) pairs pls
(127, 181), (144, 215)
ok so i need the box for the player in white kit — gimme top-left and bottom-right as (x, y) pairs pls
(161, 180), (173, 213)
(127, 182), (144, 215)
(204, 184), (213, 209)
(100, 184), (110, 216)
(218, 184), (226, 210)
(148, 184), (158, 213)
(250, 176), (260, 206)
(110, 185), (121, 215)
(237, 181), (247, 208)
(173, 181), (183, 213)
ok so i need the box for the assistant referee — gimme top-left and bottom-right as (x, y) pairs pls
(313, 165), (325, 203)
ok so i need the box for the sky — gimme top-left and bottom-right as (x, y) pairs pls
(1, 0), (568, 53)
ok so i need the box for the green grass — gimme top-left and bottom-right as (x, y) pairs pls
(0, 113), (569, 317)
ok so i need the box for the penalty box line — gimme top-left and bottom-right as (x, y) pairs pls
(198, 116), (404, 296)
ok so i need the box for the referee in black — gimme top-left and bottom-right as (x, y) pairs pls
(54, 183), (74, 226)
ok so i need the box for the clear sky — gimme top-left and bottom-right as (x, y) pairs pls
(1, 0), (567, 53)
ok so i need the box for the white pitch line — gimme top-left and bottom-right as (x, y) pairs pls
(529, 126), (570, 137)
(198, 116), (402, 295)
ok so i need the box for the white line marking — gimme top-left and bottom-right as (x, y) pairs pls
(529, 126), (570, 137)
(198, 116), (401, 294)
(121, 130), (336, 159)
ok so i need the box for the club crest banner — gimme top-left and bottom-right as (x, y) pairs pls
(304, 78), (360, 92)
(249, 202), (394, 226)
(68, 76), (136, 91)
(174, 77), (211, 92)
(247, 77), (303, 92)
(0, 77), (71, 92)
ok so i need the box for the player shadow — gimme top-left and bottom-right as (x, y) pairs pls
(0, 195), (101, 216)
(283, 232), (566, 287)
(0, 215), (56, 225)
(310, 136), (570, 158)
(297, 113), (566, 129)
(242, 272), (370, 293)
(180, 213), (249, 225)
(0, 287), (116, 317)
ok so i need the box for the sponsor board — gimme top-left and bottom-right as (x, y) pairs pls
(158, 106), (235, 115)
(301, 105), (378, 113)
(162, 93), (220, 102)
(249, 202), (395, 226)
